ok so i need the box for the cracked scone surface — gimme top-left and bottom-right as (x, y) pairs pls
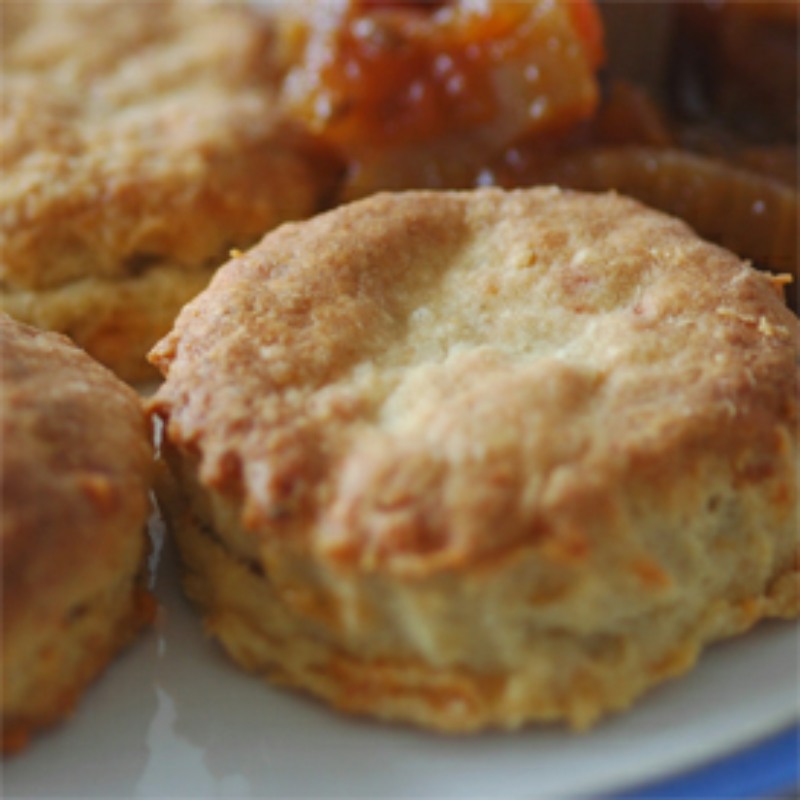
(1, 0), (340, 381)
(0, 314), (155, 753)
(149, 187), (799, 732)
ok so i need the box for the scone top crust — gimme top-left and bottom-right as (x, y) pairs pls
(1, 315), (153, 632)
(1, 0), (339, 293)
(149, 188), (798, 576)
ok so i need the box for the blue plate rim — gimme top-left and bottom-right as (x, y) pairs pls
(609, 721), (799, 798)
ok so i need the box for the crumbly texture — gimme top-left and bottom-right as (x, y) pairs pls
(1, 315), (155, 753)
(150, 187), (799, 732)
(1, 0), (342, 381)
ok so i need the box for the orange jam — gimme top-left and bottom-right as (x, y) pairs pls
(283, 0), (605, 152)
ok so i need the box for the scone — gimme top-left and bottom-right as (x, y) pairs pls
(1, 314), (155, 753)
(1, 0), (341, 381)
(149, 188), (799, 732)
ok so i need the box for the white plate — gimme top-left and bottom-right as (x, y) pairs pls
(4, 514), (798, 800)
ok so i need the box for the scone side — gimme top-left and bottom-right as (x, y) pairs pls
(1, 568), (156, 755)
(155, 443), (799, 733)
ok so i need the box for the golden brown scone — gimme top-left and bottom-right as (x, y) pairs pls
(149, 188), (799, 732)
(1, 314), (155, 754)
(0, 0), (341, 381)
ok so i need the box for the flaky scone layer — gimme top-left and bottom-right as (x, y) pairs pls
(159, 463), (797, 732)
(150, 187), (799, 730)
(1, 0), (341, 379)
(1, 315), (155, 752)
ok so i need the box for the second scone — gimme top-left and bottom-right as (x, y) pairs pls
(1, 0), (340, 381)
(148, 188), (799, 732)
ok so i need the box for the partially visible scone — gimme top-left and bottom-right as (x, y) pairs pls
(149, 188), (799, 732)
(1, 0), (341, 381)
(1, 314), (155, 753)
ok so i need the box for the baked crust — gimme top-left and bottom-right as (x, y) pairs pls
(1, 0), (342, 380)
(150, 187), (799, 730)
(1, 314), (155, 752)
